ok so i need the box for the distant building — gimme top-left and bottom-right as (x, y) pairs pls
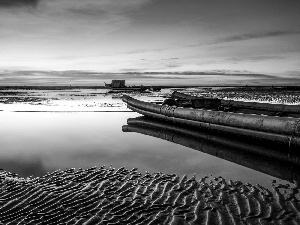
(104, 80), (127, 88)
(109, 80), (125, 88)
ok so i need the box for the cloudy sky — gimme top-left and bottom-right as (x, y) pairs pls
(0, 0), (299, 85)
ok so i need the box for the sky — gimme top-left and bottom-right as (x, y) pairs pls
(0, 0), (300, 85)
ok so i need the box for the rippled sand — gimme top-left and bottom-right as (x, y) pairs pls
(0, 166), (299, 224)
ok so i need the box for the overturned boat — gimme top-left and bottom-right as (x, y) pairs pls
(122, 93), (300, 149)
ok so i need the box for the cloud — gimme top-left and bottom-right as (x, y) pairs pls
(216, 30), (300, 44)
(190, 30), (300, 48)
(0, 0), (155, 45)
(1, 70), (300, 86)
(67, 7), (109, 18)
(229, 55), (285, 63)
(287, 70), (300, 76)
(43, 0), (153, 15)
(161, 58), (179, 61)
(0, 0), (40, 8)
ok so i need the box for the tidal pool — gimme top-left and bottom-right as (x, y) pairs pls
(0, 110), (292, 190)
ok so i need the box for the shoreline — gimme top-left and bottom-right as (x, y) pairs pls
(0, 166), (299, 224)
(1, 85), (300, 91)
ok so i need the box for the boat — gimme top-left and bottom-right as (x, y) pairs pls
(172, 91), (300, 117)
(122, 93), (300, 149)
(123, 116), (300, 182)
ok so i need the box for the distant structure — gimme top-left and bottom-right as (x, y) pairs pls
(105, 80), (126, 88)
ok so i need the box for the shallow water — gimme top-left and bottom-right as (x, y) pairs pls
(0, 88), (298, 190)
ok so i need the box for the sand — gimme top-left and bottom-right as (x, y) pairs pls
(0, 166), (299, 224)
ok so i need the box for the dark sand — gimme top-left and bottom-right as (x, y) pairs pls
(0, 166), (299, 224)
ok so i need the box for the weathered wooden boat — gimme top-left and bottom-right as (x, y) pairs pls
(172, 91), (300, 117)
(122, 94), (300, 149)
(123, 116), (300, 182)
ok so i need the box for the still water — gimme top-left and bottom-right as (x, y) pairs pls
(0, 110), (285, 189)
(0, 88), (297, 190)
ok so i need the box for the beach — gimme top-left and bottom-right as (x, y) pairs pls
(0, 87), (300, 224)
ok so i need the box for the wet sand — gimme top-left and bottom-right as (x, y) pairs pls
(0, 166), (299, 224)
(0, 88), (166, 112)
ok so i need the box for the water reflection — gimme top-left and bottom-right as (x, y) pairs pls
(123, 116), (300, 183)
(0, 111), (294, 189)
(0, 157), (47, 178)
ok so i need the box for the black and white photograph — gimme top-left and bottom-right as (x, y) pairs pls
(0, 0), (300, 224)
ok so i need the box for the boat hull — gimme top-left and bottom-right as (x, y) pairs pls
(122, 95), (300, 149)
(172, 91), (300, 115)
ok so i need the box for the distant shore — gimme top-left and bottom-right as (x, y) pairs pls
(1, 85), (300, 91)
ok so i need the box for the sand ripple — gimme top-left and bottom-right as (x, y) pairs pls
(0, 167), (299, 224)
